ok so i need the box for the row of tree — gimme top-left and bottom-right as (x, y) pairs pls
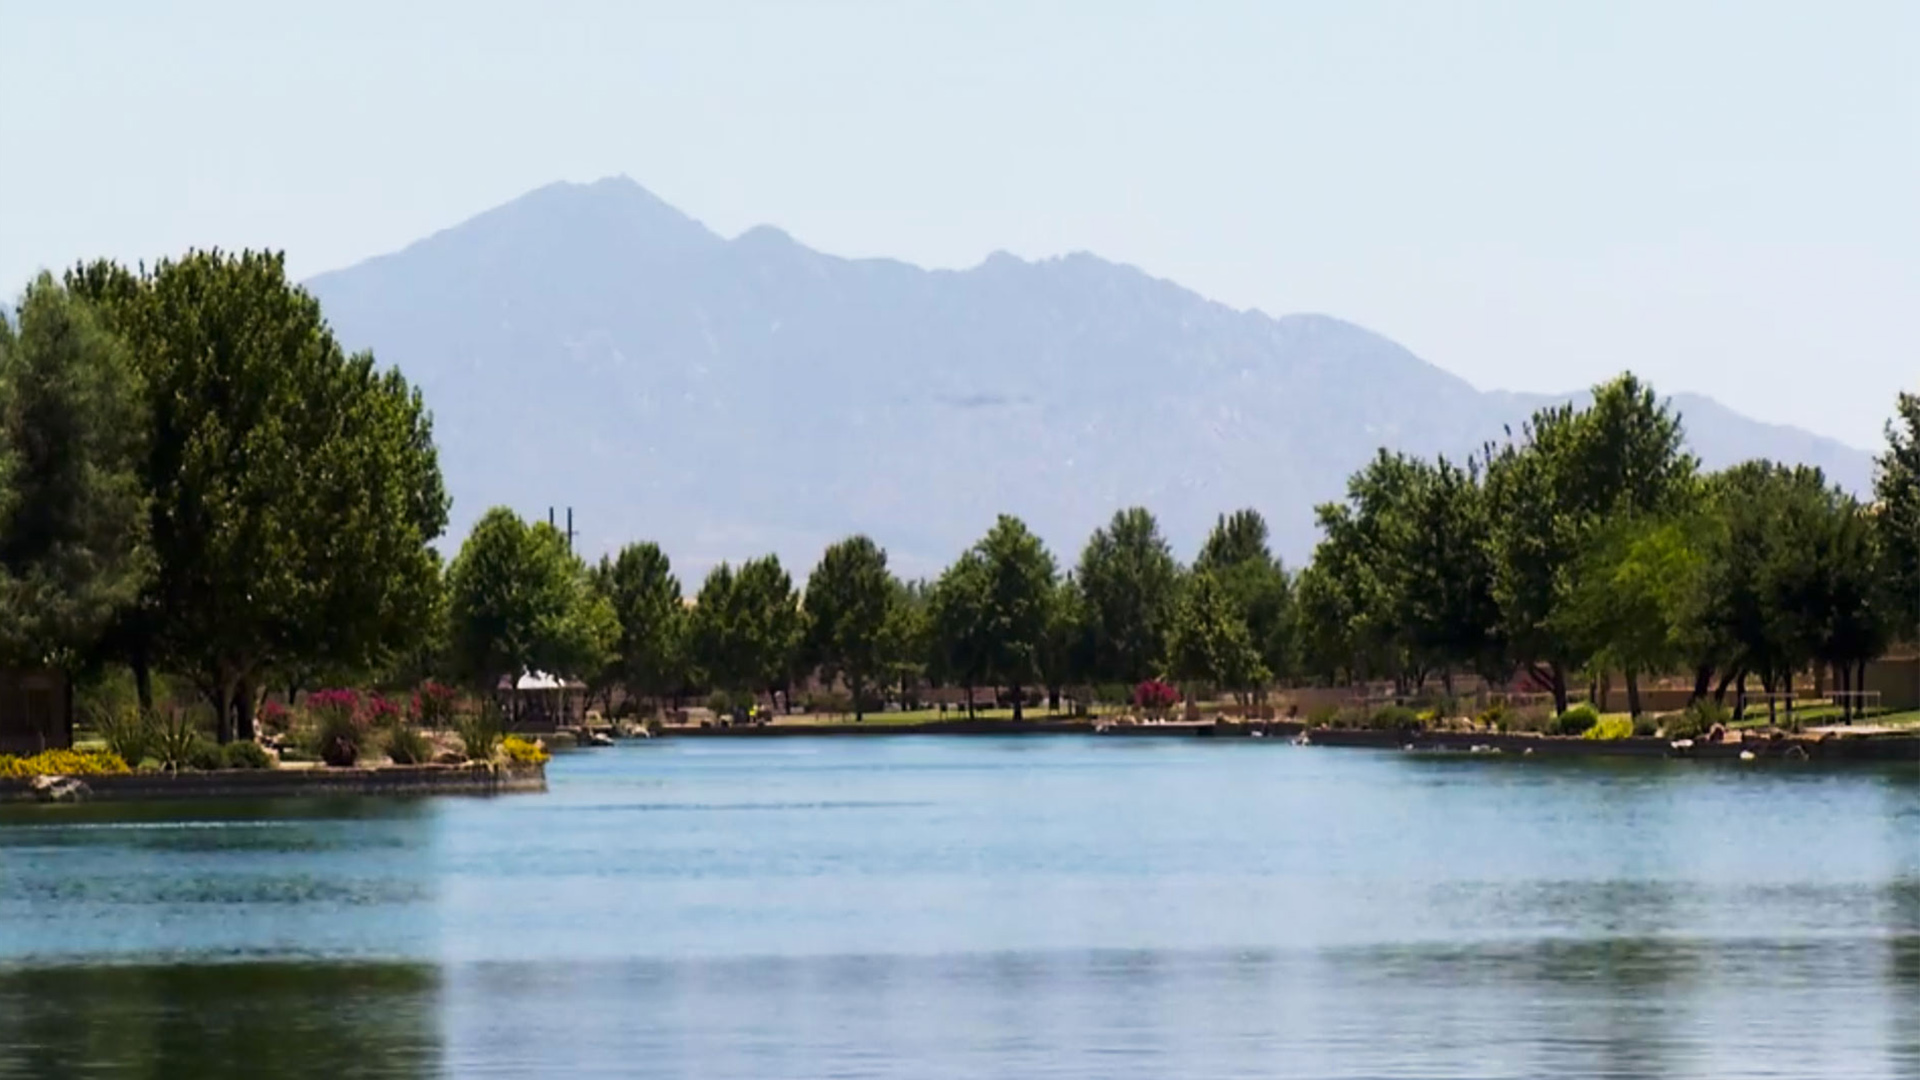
(0, 255), (447, 741)
(439, 374), (1920, 724)
(1295, 375), (1920, 717)
(441, 503), (1294, 722)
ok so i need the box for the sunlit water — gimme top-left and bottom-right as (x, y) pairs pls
(1, 737), (1916, 1078)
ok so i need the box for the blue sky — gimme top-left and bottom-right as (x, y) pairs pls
(3, 0), (1914, 448)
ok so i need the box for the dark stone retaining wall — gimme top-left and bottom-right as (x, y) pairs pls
(664, 719), (1919, 762)
(0, 763), (547, 803)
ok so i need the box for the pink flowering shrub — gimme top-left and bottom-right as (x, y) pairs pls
(1133, 680), (1180, 718)
(305, 689), (368, 767)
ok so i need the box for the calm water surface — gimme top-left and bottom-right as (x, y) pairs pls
(1, 737), (1916, 1078)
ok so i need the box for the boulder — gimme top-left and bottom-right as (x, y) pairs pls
(27, 775), (90, 803)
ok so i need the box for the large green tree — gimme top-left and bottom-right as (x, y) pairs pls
(68, 252), (448, 740)
(929, 550), (992, 717)
(1074, 507), (1181, 684)
(1876, 392), (1920, 642)
(0, 277), (151, 677)
(972, 515), (1057, 721)
(1167, 569), (1268, 703)
(1194, 509), (1293, 688)
(690, 556), (799, 710)
(446, 508), (615, 697)
(803, 536), (896, 721)
(595, 541), (686, 714)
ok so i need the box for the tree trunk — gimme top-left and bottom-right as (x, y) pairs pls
(1715, 668), (1738, 706)
(852, 676), (865, 723)
(1047, 686), (1061, 714)
(1837, 662), (1852, 722)
(965, 683), (975, 720)
(234, 677), (256, 742)
(1783, 670), (1794, 724)
(1011, 683), (1024, 722)
(208, 680), (233, 744)
(1550, 662), (1568, 715)
(133, 655), (154, 713)
(1690, 664), (1712, 704)
(1857, 660), (1869, 721)
(1625, 670), (1643, 718)
(1734, 673), (1747, 721)
(1762, 670), (1776, 725)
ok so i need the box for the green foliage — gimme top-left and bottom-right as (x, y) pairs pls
(1583, 716), (1635, 741)
(94, 706), (153, 766)
(219, 741), (274, 770)
(1632, 715), (1660, 737)
(1074, 508), (1180, 684)
(930, 516), (1057, 718)
(1667, 698), (1729, 740)
(184, 739), (225, 771)
(67, 252), (448, 741)
(1475, 701), (1511, 729)
(383, 725), (432, 766)
(689, 556), (800, 698)
(1195, 509), (1295, 683)
(1552, 703), (1601, 736)
(1558, 516), (1706, 713)
(594, 542), (686, 704)
(803, 536), (896, 720)
(0, 276), (152, 671)
(1369, 704), (1421, 731)
(147, 706), (210, 770)
(1876, 392), (1920, 641)
(453, 706), (504, 762)
(1304, 703), (1341, 728)
(445, 508), (615, 687)
(1167, 570), (1269, 693)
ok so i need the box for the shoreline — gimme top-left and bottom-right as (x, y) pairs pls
(0, 762), (548, 804)
(657, 720), (1920, 762)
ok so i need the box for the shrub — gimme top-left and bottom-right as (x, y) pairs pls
(385, 725), (433, 766)
(366, 695), (403, 729)
(1133, 680), (1180, 711)
(1367, 704), (1421, 731)
(800, 689), (853, 715)
(1552, 703), (1601, 737)
(1633, 715), (1660, 738)
(1476, 701), (1511, 729)
(455, 707), (504, 761)
(1584, 716), (1635, 741)
(96, 706), (153, 767)
(0, 749), (130, 778)
(220, 741), (275, 770)
(185, 739), (225, 771)
(306, 689), (370, 767)
(1304, 703), (1340, 729)
(500, 735), (550, 765)
(148, 707), (211, 770)
(1665, 698), (1728, 740)
(414, 681), (461, 728)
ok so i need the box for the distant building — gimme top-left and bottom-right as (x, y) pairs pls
(0, 669), (71, 755)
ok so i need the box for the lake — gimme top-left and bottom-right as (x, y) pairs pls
(1, 737), (1916, 1078)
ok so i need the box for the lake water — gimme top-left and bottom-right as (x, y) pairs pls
(1, 737), (1916, 1078)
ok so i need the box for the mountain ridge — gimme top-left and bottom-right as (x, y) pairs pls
(305, 177), (1875, 578)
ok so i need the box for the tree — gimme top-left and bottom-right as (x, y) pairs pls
(972, 515), (1057, 721)
(446, 508), (614, 700)
(67, 252), (448, 740)
(1195, 509), (1294, 688)
(690, 556), (799, 711)
(803, 536), (895, 721)
(879, 578), (933, 710)
(1560, 517), (1704, 716)
(1484, 373), (1696, 712)
(734, 555), (801, 710)
(595, 542), (686, 715)
(1074, 507), (1180, 684)
(1876, 392), (1920, 643)
(0, 277), (151, 678)
(929, 550), (991, 717)
(1167, 570), (1268, 704)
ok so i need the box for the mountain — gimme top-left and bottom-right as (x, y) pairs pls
(306, 177), (1877, 578)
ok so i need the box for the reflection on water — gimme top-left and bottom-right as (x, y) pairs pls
(0, 739), (1914, 1078)
(0, 962), (438, 1080)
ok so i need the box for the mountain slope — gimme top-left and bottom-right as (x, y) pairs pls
(306, 177), (1876, 576)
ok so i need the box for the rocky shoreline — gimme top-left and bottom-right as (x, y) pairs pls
(0, 762), (548, 803)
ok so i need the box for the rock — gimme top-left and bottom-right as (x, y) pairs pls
(432, 750), (466, 766)
(28, 775), (90, 803)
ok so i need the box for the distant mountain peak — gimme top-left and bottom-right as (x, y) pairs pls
(305, 178), (1874, 574)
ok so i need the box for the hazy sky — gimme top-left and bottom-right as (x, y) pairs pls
(3, 1), (1914, 448)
